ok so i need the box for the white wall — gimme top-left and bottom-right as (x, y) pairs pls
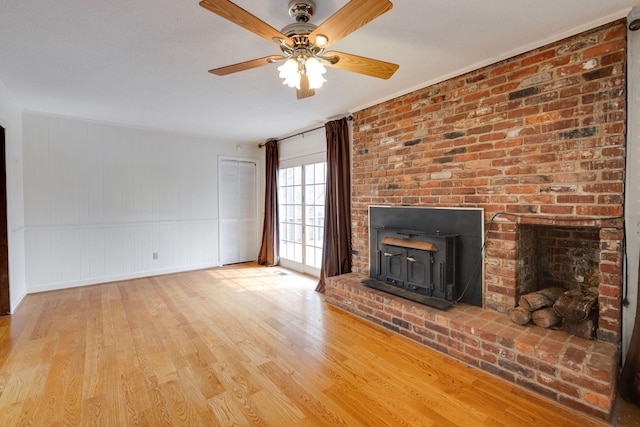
(624, 11), (640, 360)
(279, 127), (326, 162)
(23, 112), (259, 293)
(0, 80), (27, 312)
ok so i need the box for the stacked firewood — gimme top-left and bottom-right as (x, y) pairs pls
(510, 286), (599, 339)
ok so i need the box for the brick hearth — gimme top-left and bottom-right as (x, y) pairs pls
(325, 273), (619, 419)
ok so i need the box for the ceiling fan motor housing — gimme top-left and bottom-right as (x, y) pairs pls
(288, 0), (316, 23)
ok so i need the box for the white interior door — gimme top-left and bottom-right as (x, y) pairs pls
(219, 158), (258, 265)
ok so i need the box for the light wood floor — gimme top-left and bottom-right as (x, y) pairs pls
(0, 262), (638, 426)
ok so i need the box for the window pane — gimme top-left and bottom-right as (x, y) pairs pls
(315, 162), (325, 183)
(315, 184), (325, 205)
(294, 206), (302, 224)
(294, 225), (302, 243)
(305, 185), (314, 206)
(305, 164), (315, 184)
(305, 225), (314, 246)
(306, 205), (314, 222)
(315, 227), (323, 247)
(315, 206), (324, 226)
(294, 166), (302, 185)
(294, 186), (302, 204)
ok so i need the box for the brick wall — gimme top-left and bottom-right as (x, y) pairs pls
(350, 20), (626, 342)
(531, 225), (601, 289)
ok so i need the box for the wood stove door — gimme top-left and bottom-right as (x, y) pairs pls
(406, 249), (432, 296)
(380, 246), (405, 288)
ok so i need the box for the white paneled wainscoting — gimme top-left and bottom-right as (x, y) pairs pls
(25, 220), (218, 292)
(22, 112), (261, 293)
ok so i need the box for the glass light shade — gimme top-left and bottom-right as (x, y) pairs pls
(304, 57), (327, 89)
(277, 58), (301, 89)
(314, 34), (329, 47)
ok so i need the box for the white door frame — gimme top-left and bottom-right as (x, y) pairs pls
(218, 156), (260, 265)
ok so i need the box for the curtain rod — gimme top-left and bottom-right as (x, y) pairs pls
(259, 115), (353, 148)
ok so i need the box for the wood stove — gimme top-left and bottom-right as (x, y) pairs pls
(365, 206), (484, 309)
(376, 230), (458, 301)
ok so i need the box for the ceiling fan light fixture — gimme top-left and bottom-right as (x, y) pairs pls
(305, 57), (327, 89)
(277, 58), (302, 89)
(277, 55), (327, 91)
(314, 34), (329, 46)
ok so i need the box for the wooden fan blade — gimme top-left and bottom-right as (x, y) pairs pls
(209, 55), (284, 75)
(199, 0), (289, 44)
(309, 0), (392, 48)
(296, 74), (316, 99)
(324, 51), (398, 79)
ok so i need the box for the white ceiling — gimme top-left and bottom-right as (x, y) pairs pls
(1, 0), (638, 143)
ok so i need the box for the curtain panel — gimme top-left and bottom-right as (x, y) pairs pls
(316, 117), (352, 292)
(257, 139), (279, 266)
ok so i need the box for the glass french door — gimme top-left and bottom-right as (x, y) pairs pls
(278, 161), (326, 276)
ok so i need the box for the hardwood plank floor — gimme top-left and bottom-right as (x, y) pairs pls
(0, 262), (637, 426)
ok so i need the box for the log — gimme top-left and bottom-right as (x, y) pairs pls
(519, 287), (566, 312)
(562, 311), (597, 339)
(531, 307), (561, 328)
(553, 288), (598, 322)
(511, 306), (531, 325)
(538, 287), (565, 302)
(519, 293), (547, 312)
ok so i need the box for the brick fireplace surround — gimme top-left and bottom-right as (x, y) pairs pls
(324, 20), (626, 420)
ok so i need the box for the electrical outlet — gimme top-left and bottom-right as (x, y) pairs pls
(153, 252), (158, 260)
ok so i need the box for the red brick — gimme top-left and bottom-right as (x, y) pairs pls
(536, 373), (580, 397)
(558, 395), (609, 420)
(522, 49), (556, 67)
(517, 354), (557, 376)
(515, 333), (542, 356)
(582, 40), (626, 59)
(586, 353), (617, 383)
(583, 391), (613, 411)
(466, 346), (498, 364)
(559, 370), (611, 394)
(535, 339), (565, 363)
(560, 346), (587, 373)
(604, 25), (626, 42)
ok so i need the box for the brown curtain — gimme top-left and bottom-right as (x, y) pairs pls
(619, 258), (640, 405)
(316, 118), (352, 292)
(257, 139), (279, 266)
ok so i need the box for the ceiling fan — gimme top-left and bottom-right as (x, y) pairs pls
(199, 0), (399, 99)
